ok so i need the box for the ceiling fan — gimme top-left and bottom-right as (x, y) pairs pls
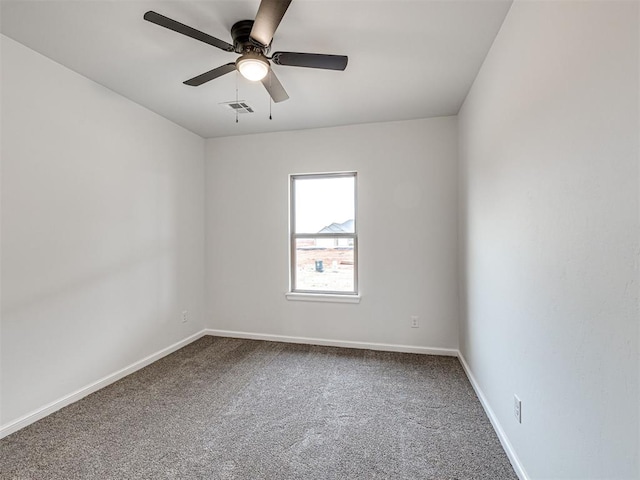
(143, 0), (348, 103)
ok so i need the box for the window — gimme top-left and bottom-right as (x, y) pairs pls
(289, 172), (358, 296)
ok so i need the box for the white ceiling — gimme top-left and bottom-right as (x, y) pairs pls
(1, 0), (512, 138)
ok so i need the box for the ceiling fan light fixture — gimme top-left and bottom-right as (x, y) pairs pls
(237, 54), (269, 81)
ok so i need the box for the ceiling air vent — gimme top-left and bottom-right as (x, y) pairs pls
(219, 101), (254, 114)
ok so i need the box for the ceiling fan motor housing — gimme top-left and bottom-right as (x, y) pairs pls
(231, 20), (270, 55)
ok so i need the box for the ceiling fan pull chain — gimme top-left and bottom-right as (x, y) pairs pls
(269, 71), (273, 120)
(235, 70), (239, 124)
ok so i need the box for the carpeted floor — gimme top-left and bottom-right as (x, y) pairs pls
(0, 336), (517, 479)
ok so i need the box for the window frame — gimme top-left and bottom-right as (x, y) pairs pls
(289, 171), (358, 296)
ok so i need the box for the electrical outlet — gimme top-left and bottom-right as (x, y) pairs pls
(181, 310), (188, 323)
(410, 316), (419, 328)
(514, 395), (522, 423)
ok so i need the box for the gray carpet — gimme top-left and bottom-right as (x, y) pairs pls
(0, 336), (517, 479)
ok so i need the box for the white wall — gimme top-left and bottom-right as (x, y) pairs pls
(205, 117), (459, 350)
(458, 1), (639, 479)
(0, 36), (206, 427)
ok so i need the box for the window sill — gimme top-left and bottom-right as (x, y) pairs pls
(285, 292), (361, 304)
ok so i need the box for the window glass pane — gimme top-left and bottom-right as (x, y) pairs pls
(294, 238), (354, 292)
(294, 176), (355, 234)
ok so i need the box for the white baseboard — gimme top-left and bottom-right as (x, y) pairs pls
(204, 329), (459, 357)
(0, 329), (207, 440)
(457, 352), (530, 480)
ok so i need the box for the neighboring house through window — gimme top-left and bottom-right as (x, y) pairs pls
(289, 172), (357, 295)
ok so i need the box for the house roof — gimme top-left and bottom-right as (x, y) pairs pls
(319, 219), (354, 234)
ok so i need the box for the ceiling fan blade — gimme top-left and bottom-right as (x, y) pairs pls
(184, 63), (236, 86)
(261, 69), (289, 103)
(271, 52), (348, 71)
(144, 11), (234, 52)
(250, 0), (292, 47)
